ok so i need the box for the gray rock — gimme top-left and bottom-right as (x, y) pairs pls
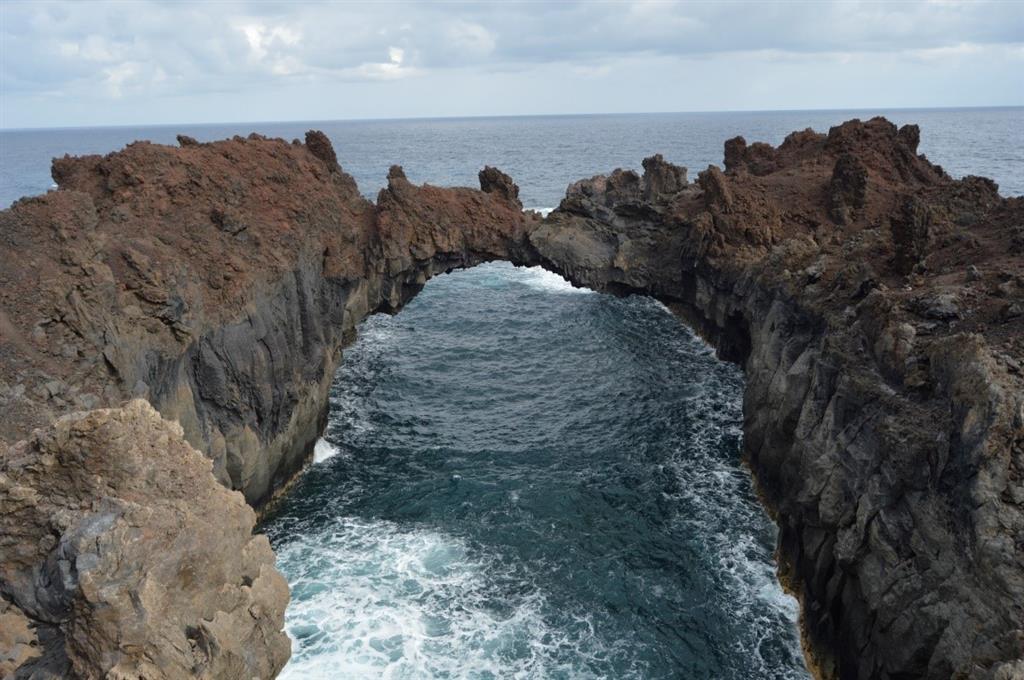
(44, 380), (65, 398)
(920, 292), (961, 320)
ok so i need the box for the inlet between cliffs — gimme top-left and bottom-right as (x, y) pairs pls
(260, 261), (809, 679)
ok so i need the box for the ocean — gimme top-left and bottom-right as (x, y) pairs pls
(2, 108), (1020, 679)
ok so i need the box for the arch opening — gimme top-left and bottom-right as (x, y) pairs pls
(261, 262), (810, 679)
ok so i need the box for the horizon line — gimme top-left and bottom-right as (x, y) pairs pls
(2, 104), (1021, 134)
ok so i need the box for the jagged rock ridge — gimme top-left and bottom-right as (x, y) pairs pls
(0, 132), (536, 678)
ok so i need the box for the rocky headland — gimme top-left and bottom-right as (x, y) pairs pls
(0, 120), (1021, 679)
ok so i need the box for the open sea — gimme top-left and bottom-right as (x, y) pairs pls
(2, 108), (1021, 679)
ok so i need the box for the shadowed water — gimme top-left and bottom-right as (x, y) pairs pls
(261, 263), (808, 679)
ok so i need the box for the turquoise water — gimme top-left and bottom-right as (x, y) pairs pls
(261, 264), (806, 679)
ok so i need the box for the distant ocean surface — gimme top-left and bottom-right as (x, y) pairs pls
(1, 108), (1022, 209)
(3, 109), (1020, 679)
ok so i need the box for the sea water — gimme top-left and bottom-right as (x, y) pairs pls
(263, 266), (804, 679)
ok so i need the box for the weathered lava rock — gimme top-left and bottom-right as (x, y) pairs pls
(641, 153), (687, 198)
(828, 153), (868, 224)
(0, 130), (534, 509)
(0, 130), (536, 678)
(478, 165), (521, 206)
(303, 129), (340, 173)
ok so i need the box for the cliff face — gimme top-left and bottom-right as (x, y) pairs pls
(0, 132), (535, 508)
(0, 121), (1021, 679)
(529, 120), (1024, 679)
(0, 132), (535, 677)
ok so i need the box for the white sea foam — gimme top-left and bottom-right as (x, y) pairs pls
(276, 517), (621, 679)
(518, 265), (592, 295)
(275, 262), (806, 678)
(667, 383), (805, 677)
(526, 206), (556, 217)
(312, 438), (342, 463)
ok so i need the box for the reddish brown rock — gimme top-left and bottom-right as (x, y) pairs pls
(303, 129), (340, 173)
(478, 165), (521, 206)
(723, 135), (779, 175)
(0, 131), (533, 508)
(641, 153), (687, 199)
(828, 152), (868, 224)
(0, 130), (535, 678)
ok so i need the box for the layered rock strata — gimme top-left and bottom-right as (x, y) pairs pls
(0, 119), (1021, 679)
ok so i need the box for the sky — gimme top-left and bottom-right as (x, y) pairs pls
(1, 0), (1022, 129)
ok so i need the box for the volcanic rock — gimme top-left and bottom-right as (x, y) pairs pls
(0, 130), (535, 677)
(303, 129), (340, 173)
(0, 400), (290, 678)
(0, 117), (1021, 680)
(828, 153), (868, 224)
(478, 165), (521, 206)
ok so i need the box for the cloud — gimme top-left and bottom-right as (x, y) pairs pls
(0, 0), (1020, 127)
(446, 20), (496, 58)
(348, 46), (416, 80)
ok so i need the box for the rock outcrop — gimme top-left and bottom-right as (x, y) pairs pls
(530, 118), (1024, 679)
(0, 119), (1021, 679)
(0, 133), (535, 508)
(0, 400), (290, 678)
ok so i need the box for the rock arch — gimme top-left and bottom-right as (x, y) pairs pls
(1, 121), (1022, 679)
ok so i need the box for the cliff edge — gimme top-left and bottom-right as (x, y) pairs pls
(0, 132), (535, 677)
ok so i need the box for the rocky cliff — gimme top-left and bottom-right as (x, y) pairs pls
(0, 400), (290, 678)
(530, 121), (1024, 679)
(0, 120), (1021, 679)
(0, 132), (535, 677)
(0, 131), (535, 508)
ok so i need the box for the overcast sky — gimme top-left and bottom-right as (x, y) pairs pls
(1, 0), (1022, 129)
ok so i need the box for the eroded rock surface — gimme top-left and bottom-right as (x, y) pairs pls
(0, 133), (535, 507)
(0, 400), (290, 678)
(530, 117), (1024, 679)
